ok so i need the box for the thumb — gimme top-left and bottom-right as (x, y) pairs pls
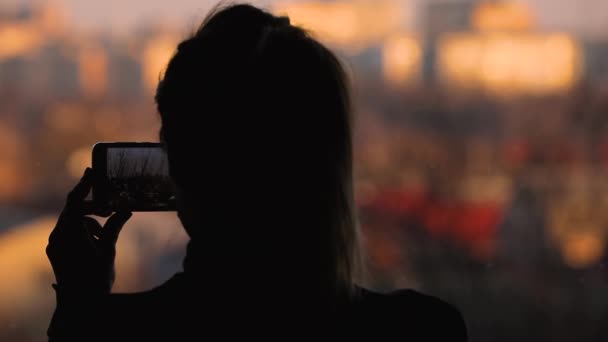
(101, 211), (132, 244)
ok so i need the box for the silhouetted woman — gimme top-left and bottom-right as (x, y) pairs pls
(46, 4), (467, 340)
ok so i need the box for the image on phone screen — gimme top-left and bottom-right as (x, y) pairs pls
(105, 146), (175, 211)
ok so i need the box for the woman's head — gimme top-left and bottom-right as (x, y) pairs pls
(156, 4), (359, 300)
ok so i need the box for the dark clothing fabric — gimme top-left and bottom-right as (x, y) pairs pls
(48, 271), (467, 340)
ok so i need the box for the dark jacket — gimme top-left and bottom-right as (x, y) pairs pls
(48, 269), (467, 340)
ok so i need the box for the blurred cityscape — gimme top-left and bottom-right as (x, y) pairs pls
(2, 0), (608, 341)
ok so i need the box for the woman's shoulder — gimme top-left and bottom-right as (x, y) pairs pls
(357, 287), (460, 314)
(349, 287), (467, 340)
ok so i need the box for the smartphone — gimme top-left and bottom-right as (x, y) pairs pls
(92, 142), (176, 212)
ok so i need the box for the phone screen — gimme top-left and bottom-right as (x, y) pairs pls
(104, 146), (175, 211)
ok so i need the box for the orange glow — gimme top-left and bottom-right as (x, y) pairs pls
(46, 103), (87, 133)
(382, 34), (421, 86)
(0, 24), (41, 59)
(0, 163), (22, 201)
(438, 33), (582, 94)
(473, 1), (535, 32)
(0, 124), (28, 201)
(562, 231), (605, 269)
(37, 4), (67, 36)
(274, 0), (404, 52)
(67, 146), (92, 179)
(143, 35), (178, 92)
(460, 174), (512, 205)
(437, 36), (483, 87)
(0, 5), (67, 61)
(79, 46), (108, 98)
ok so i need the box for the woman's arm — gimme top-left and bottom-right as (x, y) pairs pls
(46, 168), (131, 340)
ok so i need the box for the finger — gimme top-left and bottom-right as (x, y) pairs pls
(52, 168), (97, 243)
(49, 216), (94, 249)
(81, 201), (112, 217)
(94, 209), (113, 218)
(101, 211), (132, 244)
(57, 169), (94, 233)
(83, 217), (103, 239)
(65, 168), (94, 213)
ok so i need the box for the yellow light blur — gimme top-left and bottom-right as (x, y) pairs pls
(382, 34), (421, 86)
(0, 213), (186, 310)
(0, 24), (41, 59)
(142, 35), (178, 92)
(0, 217), (57, 309)
(438, 33), (582, 95)
(473, 1), (535, 32)
(79, 46), (108, 98)
(273, 0), (403, 52)
(562, 231), (605, 269)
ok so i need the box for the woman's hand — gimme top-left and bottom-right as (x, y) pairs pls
(46, 168), (132, 294)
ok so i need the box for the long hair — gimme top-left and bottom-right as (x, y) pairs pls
(156, 3), (360, 304)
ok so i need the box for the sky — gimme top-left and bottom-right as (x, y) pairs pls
(1, 0), (273, 34)
(2, 0), (608, 37)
